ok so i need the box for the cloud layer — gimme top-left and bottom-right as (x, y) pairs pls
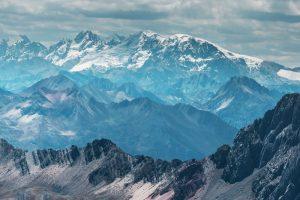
(0, 0), (299, 67)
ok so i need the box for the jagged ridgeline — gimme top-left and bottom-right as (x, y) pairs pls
(0, 93), (299, 199)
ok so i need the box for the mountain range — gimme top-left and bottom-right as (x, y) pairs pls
(1, 30), (299, 128)
(1, 31), (299, 95)
(0, 30), (299, 162)
(0, 93), (299, 199)
(0, 74), (236, 160)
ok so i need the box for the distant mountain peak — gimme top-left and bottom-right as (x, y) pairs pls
(0, 39), (8, 45)
(139, 30), (158, 37)
(223, 76), (270, 94)
(16, 35), (31, 44)
(23, 74), (77, 95)
(74, 30), (101, 43)
(206, 76), (279, 128)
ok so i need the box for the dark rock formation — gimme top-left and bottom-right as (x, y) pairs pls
(210, 144), (231, 169)
(35, 148), (79, 169)
(133, 156), (174, 183)
(171, 160), (204, 200)
(84, 139), (117, 163)
(222, 93), (300, 199)
(88, 146), (132, 185)
(0, 139), (29, 175)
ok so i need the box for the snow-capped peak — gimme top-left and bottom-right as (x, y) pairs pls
(74, 30), (101, 43)
(15, 35), (31, 45)
(215, 44), (263, 69)
(1, 30), (265, 71)
(139, 30), (158, 38)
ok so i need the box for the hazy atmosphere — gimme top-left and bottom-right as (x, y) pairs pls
(0, 1), (299, 199)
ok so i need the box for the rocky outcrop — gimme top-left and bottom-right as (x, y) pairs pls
(210, 144), (231, 169)
(222, 93), (300, 199)
(170, 160), (205, 200)
(0, 138), (206, 200)
(0, 139), (29, 175)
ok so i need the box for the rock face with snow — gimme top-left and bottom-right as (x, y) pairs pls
(0, 74), (236, 160)
(223, 93), (300, 199)
(0, 93), (299, 199)
(205, 76), (281, 128)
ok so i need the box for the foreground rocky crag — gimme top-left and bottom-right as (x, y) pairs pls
(0, 138), (206, 199)
(223, 93), (300, 199)
(0, 93), (299, 200)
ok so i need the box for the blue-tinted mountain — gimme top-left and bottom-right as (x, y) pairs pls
(0, 58), (59, 92)
(0, 88), (20, 108)
(1, 31), (299, 104)
(82, 79), (164, 104)
(205, 76), (281, 128)
(0, 75), (236, 160)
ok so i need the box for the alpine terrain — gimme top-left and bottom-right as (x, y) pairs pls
(0, 93), (299, 199)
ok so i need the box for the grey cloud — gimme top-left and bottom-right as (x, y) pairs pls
(79, 9), (168, 20)
(241, 10), (300, 23)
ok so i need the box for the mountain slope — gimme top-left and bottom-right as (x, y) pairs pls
(81, 77), (164, 104)
(0, 75), (236, 160)
(0, 58), (59, 92)
(0, 88), (20, 108)
(205, 76), (281, 128)
(0, 93), (299, 199)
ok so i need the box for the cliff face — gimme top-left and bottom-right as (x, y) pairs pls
(223, 93), (300, 199)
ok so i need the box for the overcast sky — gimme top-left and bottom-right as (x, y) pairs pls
(0, 0), (299, 68)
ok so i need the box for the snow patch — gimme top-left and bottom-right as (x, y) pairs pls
(241, 85), (253, 94)
(277, 69), (300, 81)
(128, 50), (151, 69)
(216, 97), (234, 112)
(60, 130), (76, 137)
(3, 108), (22, 118)
(44, 92), (69, 103)
(19, 114), (40, 124)
(130, 181), (161, 200)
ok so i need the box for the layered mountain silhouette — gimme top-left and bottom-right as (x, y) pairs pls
(0, 93), (299, 199)
(0, 74), (236, 160)
(1, 31), (299, 130)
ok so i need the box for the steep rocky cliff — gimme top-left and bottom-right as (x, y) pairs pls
(223, 93), (300, 199)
